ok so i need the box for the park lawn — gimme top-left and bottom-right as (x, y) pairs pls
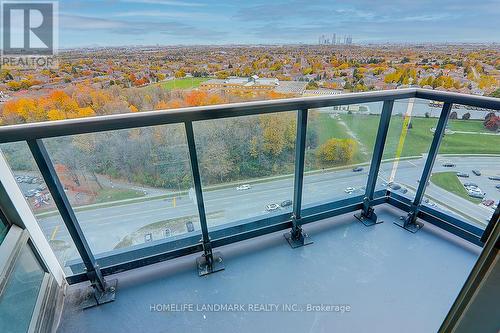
(95, 188), (146, 204)
(447, 119), (485, 132)
(430, 172), (482, 204)
(310, 112), (367, 164)
(338, 115), (500, 158)
(160, 77), (209, 90)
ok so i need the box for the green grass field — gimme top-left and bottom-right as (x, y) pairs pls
(430, 172), (482, 204)
(95, 188), (146, 204)
(159, 77), (209, 90)
(311, 113), (500, 163)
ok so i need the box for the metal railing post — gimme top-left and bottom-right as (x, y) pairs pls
(395, 102), (453, 233)
(285, 109), (313, 248)
(184, 121), (224, 276)
(355, 100), (394, 226)
(27, 139), (116, 308)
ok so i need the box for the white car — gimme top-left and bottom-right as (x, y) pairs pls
(344, 187), (355, 193)
(237, 184), (251, 191)
(266, 203), (280, 211)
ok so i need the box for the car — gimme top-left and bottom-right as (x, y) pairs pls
(280, 200), (293, 207)
(456, 172), (469, 178)
(24, 189), (39, 197)
(467, 190), (485, 199)
(15, 176), (23, 183)
(266, 203), (280, 211)
(496, 184), (500, 189)
(389, 183), (401, 191)
(144, 233), (153, 242)
(400, 188), (408, 194)
(482, 199), (494, 207)
(442, 163), (455, 167)
(186, 221), (195, 232)
(472, 169), (481, 176)
(344, 187), (355, 193)
(352, 167), (364, 172)
(236, 184), (251, 191)
(164, 228), (172, 238)
(463, 182), (478, 188)
(488, 176), (500, 181)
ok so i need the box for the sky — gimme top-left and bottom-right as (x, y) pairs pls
(56, 0), (500, 47)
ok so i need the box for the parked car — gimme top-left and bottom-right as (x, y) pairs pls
(496, 184), (500, 189)
(236, 184), (251, 191)
(389, 183), (401, 191)
(164, 229), (172, 238)
(352, 167), (364, 172)
(472, 170), (481, 176)
(482, 199), (494, 207)
(266, 203), (280, 211)
(463, 182), (478, 188)
(467, 189), (485, 199)
(186, 221), (195, 232)
(456, 172), (469, 178)
(442, 163), (455, 167)
(344, 187), (355, 193)
(280, 200), (293, 208)
(24, 189), (39, 197)
(488, 176), (500, 181)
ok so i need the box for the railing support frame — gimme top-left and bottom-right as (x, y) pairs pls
(395, 102), (453, 233)
(184, 121), (225, 276)
(27, 139), (116, 308)
(285, 109), (313, 248)
(355, 100), (394, 226)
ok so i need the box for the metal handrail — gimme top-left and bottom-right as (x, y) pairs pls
(0, 88), (498, 143)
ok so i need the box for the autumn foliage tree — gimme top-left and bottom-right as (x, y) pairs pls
(317, 138), (357, 165)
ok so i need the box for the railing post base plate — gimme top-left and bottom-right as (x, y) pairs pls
(394, 217), (424, 233)
(284, 229), (313, 248)
(354, 210), (383, 227)
(197, 252), (225, 277)
(81, 279), (117, 310)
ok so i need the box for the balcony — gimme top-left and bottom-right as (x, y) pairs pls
(0, 88), (498, 333)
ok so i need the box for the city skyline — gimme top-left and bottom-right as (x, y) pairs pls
(57, 0), (500, 47)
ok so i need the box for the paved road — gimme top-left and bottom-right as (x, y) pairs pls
(37, 156), (499, 262)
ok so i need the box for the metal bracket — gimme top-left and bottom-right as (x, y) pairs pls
(284, 216), (313, 248)
(394, 209), (424, 233)
(354, 198), (383, 226)
(197, 240), (224, 276)
(81, 278), (117, 309)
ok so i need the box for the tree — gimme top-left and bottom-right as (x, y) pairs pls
(449, 111), (458, 119)
(461, 112), (470, 120)
(317, 138), (357, 165)
(424, 112), (430, 118)
(174, 70), (186, 78)
(483, 112), (499, 131)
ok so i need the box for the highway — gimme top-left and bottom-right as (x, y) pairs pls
(36, 155), (499, 263)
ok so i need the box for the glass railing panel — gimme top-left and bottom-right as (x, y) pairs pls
(0, 244), (45, 333)
(302, 102), (383, 207)
(374, 98), (440, 200)
(193, 111), (297, 230)
(1, 142), (81, 275)
(41, 124), (201, 264)
(423, 106), (500, 227)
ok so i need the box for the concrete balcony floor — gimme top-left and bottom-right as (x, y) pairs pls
(57, 204), (480, 333)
